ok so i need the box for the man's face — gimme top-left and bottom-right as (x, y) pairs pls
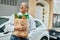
(20, 2), (28, 13)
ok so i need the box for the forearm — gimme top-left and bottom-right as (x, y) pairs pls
(4, 23), (14, 33)
(14, 26), (25, 31)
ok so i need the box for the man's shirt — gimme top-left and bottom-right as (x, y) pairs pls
(4, 12), (36, 34)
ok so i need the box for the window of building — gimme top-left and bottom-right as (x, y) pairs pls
(53, 0), (60, 28)
(53, 14), (60, 28)
(0, 0), (17, 6)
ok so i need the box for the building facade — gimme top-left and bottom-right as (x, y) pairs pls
(0, 0), (28, 16)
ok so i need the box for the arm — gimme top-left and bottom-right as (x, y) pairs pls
(4, 14), (14, 33)
(28, 15), (36, 36)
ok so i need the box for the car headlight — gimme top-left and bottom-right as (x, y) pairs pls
(53, 32), (56, 35)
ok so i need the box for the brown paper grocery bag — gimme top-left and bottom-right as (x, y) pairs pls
(13, 18), (28, 38)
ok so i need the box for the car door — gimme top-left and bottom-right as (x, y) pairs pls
(0, 17), (11, 40)
(34, 20), (43, 38)
(34, 19), (48, 40)
(0, 25), (12, 40)
(30, 20), (42, 40)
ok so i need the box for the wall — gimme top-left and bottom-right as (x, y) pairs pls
(0, 0), (28, 16)
(29, 0), (49, 27)
(45, 0), (53, 29)
(29, 0), (36, 18)
(0, 4), (17, 16)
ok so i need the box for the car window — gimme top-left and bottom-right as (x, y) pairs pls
(0, 26), (5, 33)
(0, 18), (9, 25)
(34, 20), (42, 28)
(0, 18), (9, 33)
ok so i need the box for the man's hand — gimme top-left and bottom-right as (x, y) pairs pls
(14, 24), (27, 31)
(14, 25), (22, 31)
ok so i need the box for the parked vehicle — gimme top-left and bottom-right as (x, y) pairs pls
(29, 19), (49, 40)
(0, 16), (49, 40)
(49, 28), (60, 40)
(49, 18), (60, 40)
(0, 16), (11, 40)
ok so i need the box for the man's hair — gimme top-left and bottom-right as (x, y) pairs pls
(20, 1), (29, 9)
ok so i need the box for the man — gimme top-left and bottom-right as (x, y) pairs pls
(4, 2), (36, 40)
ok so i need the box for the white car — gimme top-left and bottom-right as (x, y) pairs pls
(0, 16), (11, 40)
(29, 19), (49, 40)
(0, 16), (49, 40)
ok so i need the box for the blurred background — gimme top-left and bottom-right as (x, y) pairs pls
(0, 0), (60, 40)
